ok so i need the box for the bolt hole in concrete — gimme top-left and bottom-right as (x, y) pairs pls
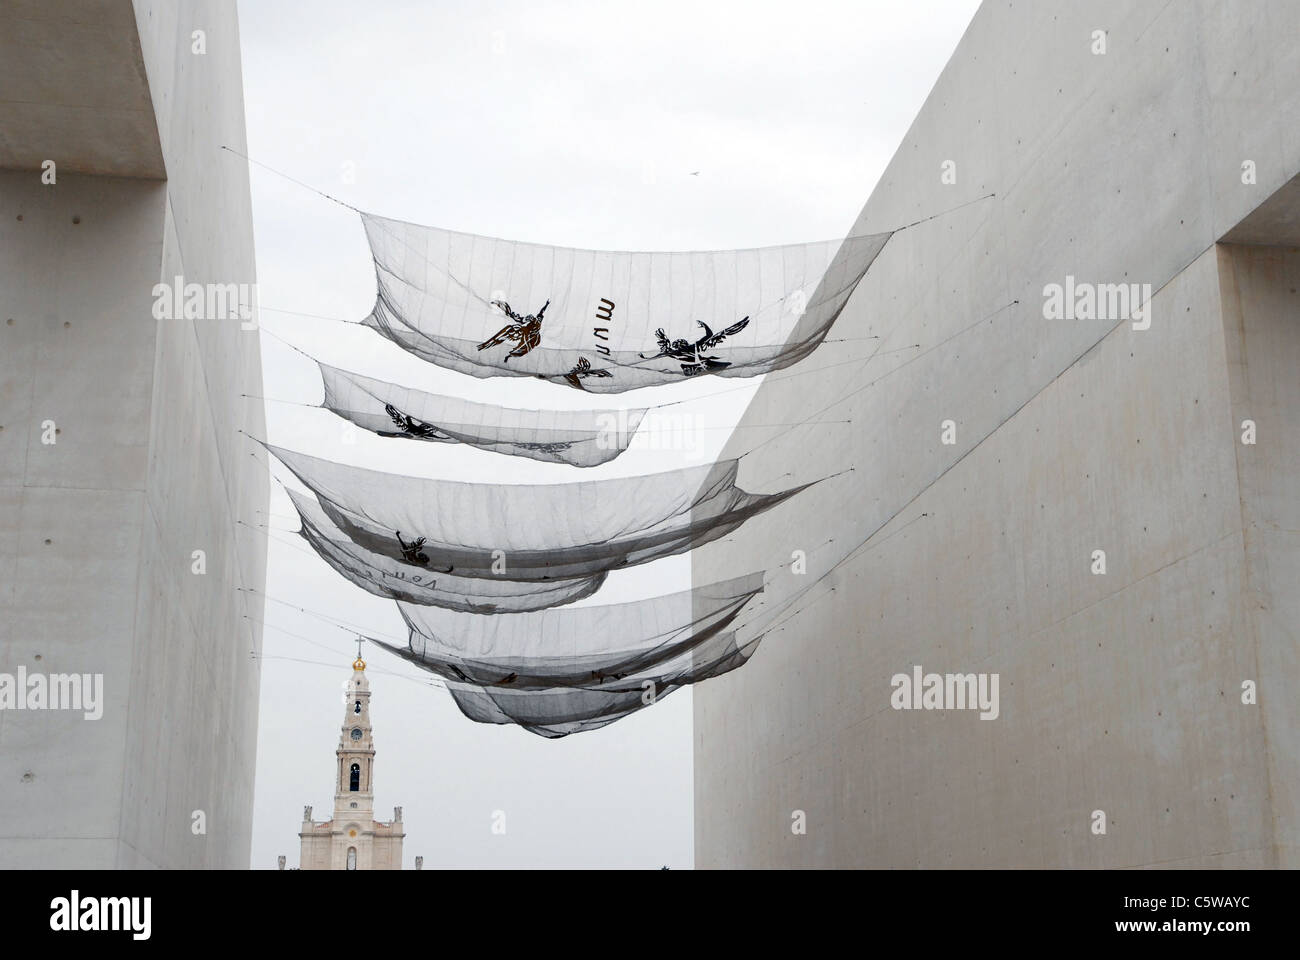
(72, 216), (80, 224)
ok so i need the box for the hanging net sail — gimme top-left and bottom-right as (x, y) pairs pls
(358, 211), (892, 393)
(267, 443), (813, 581)
(439, 634), (757, 737)
(369, 572), (765, 737)
(318, 361), (647, 467)
(288, 488), (606, 612)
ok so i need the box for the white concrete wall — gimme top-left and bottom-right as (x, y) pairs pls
(693, 0), (1300, 868)
(0, 0), (265, 868)
(1216, 242), (1300, 865)
(0, 0), (165, 177)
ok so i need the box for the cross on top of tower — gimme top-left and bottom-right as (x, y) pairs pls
(353, 636), (365, 672)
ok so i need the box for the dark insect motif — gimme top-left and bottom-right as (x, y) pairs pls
(380, 403), (450, 440)
(477, 299), (549, 361)
(560, 356), (613, 391)
(494, 672), (518, 686)
(396, 531), (429, 566)
(511, 440), (577, 454)
(641, 316), (750, 376)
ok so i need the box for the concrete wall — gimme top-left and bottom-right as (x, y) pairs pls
(0, 0), (266, 868)
(0, 0), (165, 177)
(693, 0), (1300, 868)
(1216, 242), (1300, 865)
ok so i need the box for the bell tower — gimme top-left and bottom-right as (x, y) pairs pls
(296, 649), (406, 869)
(335, 654), (375, 819)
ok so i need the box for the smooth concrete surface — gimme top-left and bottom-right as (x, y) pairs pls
(0, 0), (165, 178)
(693, 0), (1300, 868)
(1224, 171), (1300, 247)
(0, 0), (265, 868)
(1216, 242), (1300, 866)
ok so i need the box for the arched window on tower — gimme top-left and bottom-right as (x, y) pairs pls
(354, 700), (361, 715)
(347, 847), (357, 871)
(349, 763), (360, 792)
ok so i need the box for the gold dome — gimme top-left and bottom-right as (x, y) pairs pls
(353, 656), (366, 671)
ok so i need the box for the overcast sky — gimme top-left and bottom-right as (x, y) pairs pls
(238, 0), (980, 869)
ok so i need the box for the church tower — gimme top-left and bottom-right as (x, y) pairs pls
(297, 654), (405, 869)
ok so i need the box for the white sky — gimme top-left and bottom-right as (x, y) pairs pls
(239, 0), (980, 869)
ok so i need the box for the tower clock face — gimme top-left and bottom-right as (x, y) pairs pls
(350, 727), (363, 741)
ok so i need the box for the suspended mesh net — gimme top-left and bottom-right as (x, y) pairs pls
(358, 211), (892, 393)
(439, 639), (754, 737)
(267, 443), (812, 581)
(394, 572), (761, 684)
(288, 488), (606, 612)
(318, 361), (647, 467)
(369, 572), (765, 737)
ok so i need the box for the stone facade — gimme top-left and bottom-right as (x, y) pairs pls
(298, 658), (404, 870)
